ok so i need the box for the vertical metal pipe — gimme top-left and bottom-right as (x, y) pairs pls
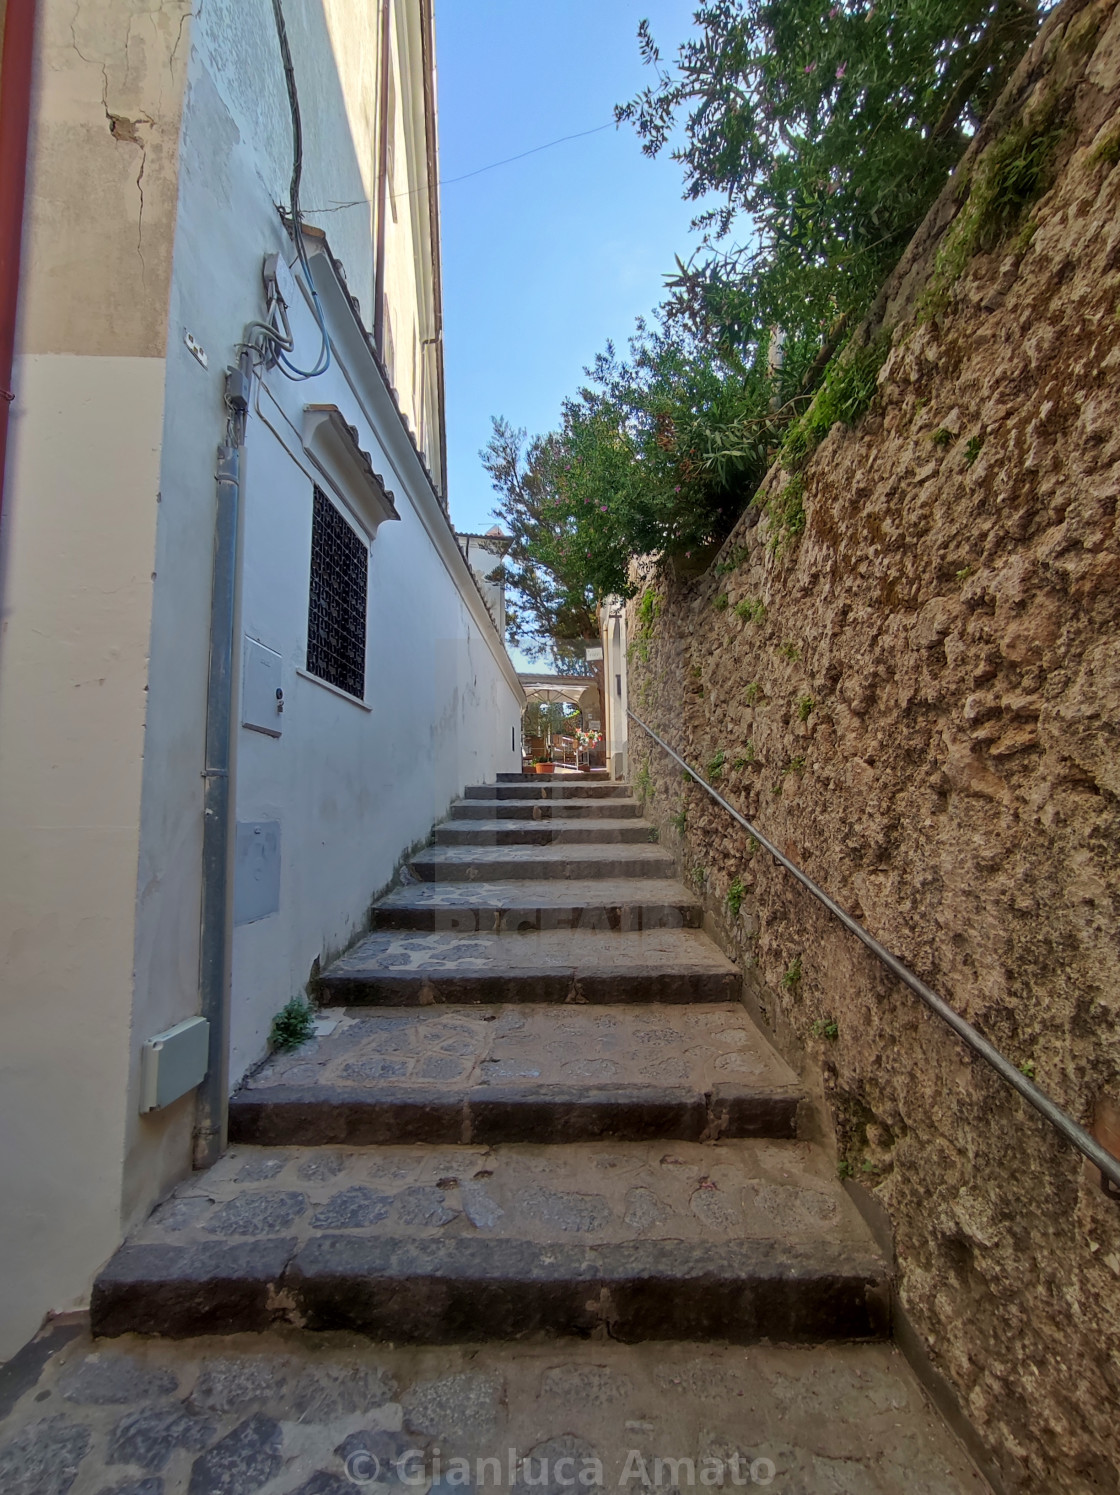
(372, 0), (391, 357)
(193, 441), (241, 1169)
(0, 0), (38, 555)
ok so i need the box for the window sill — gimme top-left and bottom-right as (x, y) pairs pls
(296, 667), (373, 712)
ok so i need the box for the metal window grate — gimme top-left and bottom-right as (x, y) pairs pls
(307, 485), (368, 699)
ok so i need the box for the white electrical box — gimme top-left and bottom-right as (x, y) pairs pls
(139, 1017), (210, 1114)
(242, 637), (284, 737)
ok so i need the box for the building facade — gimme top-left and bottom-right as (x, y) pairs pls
(0, 0), (522, 1358)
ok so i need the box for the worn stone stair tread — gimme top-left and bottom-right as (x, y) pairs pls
(410, 842), (677, 882)
(450, 796), (643, 820)
(228, 1003), (803, 1146)
(319, 928), (741, 1005)
(434, 818), (658, 846)
(371, 877), (702, 932)
(464, 783), (634, 800)
(91, 1139), (889, 1343)
(0, 1331), (989, 1495)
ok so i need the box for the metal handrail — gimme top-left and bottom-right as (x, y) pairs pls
(628, 708), (1120, 1198)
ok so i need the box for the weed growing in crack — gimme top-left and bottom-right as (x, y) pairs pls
(797, 695), (814, 722)
(744, 682), (762, 705)
(734, 597), (766, 623)
(782, 956), (803, 989)
(811, 1017), (839, 1040)
(727, 878), (746, 918)
(713, 592), (729, 612)
(270, 996), (316, 1051)
(964, 434), (985, 466)
(706, 749), (726, 781)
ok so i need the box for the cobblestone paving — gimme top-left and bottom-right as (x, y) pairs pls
(0, 1328), (989, 1495)
(325, 930), (738, 978)
(115, 1139), (863, 1251)
(370, 880), (701, 934)
(241, 1006), (798, 1101)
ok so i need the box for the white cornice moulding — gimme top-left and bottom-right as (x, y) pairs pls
(303, 403), (401, 539)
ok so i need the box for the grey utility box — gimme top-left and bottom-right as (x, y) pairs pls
(139, 1017), (210, 1114)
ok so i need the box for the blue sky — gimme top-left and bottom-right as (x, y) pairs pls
(434, 0), (704, 535)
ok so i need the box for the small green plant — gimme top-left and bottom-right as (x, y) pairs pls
(781, 331), (892, 468)
(648, 826), (660, 842)
(670, 807), (688, 833)
(270, 996), (316, 1051)
(786, 754), (806, 775)
(1089, 116), (1120, 168)
(691, 866), (707, 888)
(796, 695), (814, 722)
(778, 643), (800, 662)
(922, 101), (1066, 318)
(1019, 1060), (1037, 1080)
(706, 749), (726, 780)
(748, 835), (760, 855)
(766, 475), (806, 554)
(734, 597), (766, 623)
(782, 956), (803, 989)
(634, 764), (652, 800)
(931, 426), (955, 448)
(680, 768), (693, 783)
(637, 587), (659, 630)
(744, 682), (762, 705)
(964, 434), (984, 466)
(811, 1017), (839, 1041)
(727, 878), (746, 918)
(955, 565), (973, 581)
(732, 741), (756, 769)
(690, 665), (703, 681)
(838, 1159), (854, 1180)
(715, 543), (750, 576)
(713, 592), (729, 612)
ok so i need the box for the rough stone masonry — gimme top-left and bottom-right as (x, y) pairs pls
(626, 0), (1120, 1489)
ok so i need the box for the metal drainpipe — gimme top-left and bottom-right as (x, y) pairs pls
(372, 0), (391, 357)
(0, 0), (39, 556)
(193, 363), (249, 1169)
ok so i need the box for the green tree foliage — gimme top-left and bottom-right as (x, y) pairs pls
(618, 0), (1041, 365)
(487, 0), (1045, 656)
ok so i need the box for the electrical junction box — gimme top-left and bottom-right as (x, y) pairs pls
(234, 820), (282, 925)
(242, 637), (284, 737)
(139, 1017), (210, 1114)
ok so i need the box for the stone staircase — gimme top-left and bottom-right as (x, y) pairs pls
(92, 776), (891, 1345)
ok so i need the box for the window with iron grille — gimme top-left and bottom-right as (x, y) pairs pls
(306, 485), (368, 699)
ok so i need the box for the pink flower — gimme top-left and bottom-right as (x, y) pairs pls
(836, 62), (847, 78)
(600, 506), (608, 512)
(674, 485), (681, 492)
(804, 61), (817, 73)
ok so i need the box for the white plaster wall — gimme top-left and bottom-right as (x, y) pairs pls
(134, 0), (519, 1150)
(231, 364), (521, 1076)
(0, 357), (164, 1358)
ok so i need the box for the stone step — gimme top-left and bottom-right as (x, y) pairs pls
(1, 1329), (989, 1494)
(465, 783), (633, 801)
(450, 796), (643, 820)
(91, 1139), (890, 1344)
(434, 818), (657, 847)
(498, 769), (610, 781)
(319, 929), (742, 1006)
(228, 1004), (804, 1147)
(410, 843), (676, 882)
(371, 877), (702, 932)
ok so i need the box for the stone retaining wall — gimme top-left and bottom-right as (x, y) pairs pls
(626, 1), (1120, 1486)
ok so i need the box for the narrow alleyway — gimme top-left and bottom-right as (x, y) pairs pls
(0, 777), (988, 1490)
